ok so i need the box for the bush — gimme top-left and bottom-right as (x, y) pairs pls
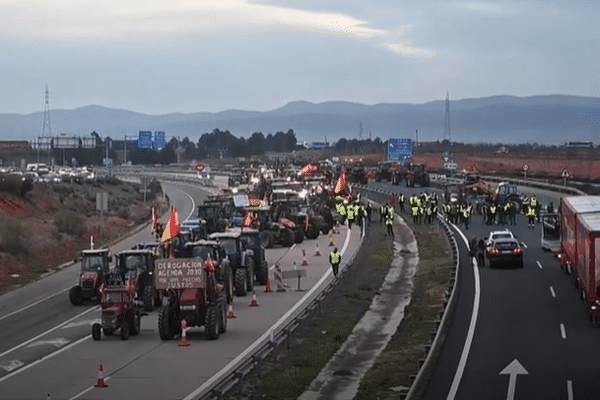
(0, 219), (29, 255)
(54, 210), (86, 236)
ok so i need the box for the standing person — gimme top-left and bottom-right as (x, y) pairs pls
(476, 238), (486, 267)
(337, 202), (346, 224)
(463, 204), (471, 230)
(379, 205), (387, 223)
(527, 204), (536, 228)
(469, 236), (477, 257)
(386, 212), (394, 237)
(329, 247), (341, 276)
(488, 203), (497, 225)
(509, 202), (517, 225)
(346, 202), (355, 229)
(366, 202), (372, 223)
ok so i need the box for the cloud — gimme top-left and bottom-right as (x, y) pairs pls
(380, 42), (436, 59)
(454, 2), (506, 14)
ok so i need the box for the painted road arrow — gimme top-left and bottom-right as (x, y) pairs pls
(499, 359), (528, 400)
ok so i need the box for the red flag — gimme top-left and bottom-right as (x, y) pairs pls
(334, 172), (347, 194)
(161, 207), (180, 243)
(299, 163), (316, 176)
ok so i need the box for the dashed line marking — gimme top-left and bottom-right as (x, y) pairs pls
(25, 337), (70, 349)
(560, 323), (567, 339)
(567, 380), (573, 400)
(0, 360), (24, 373)
(549, 286), (556, 298)
(536, 261), (543, 269)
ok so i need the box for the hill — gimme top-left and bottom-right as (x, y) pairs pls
(1, 95), (599, 145)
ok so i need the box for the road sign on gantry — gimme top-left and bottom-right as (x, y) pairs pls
(388, 138), (412, 161)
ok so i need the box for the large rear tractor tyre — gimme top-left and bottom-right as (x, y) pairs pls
(256, 260), (268, 286)
(205, 304), (220, 340)
(294, 228), (305, 244)
(154, 291), (163, 308)
(224, 266), (234, 303)
(282, 228), (295, 247)
(219, 298), (227, 334)
(120, 323), (130, 340)
(305, 225), (320, 240)
(69, 286), (83, 305)
(158, 305), (176, 340)
(246, 261), (255, 292)
(143, 286), (154, 312)
(259, 231), (271, 248)
(92, 323), (102, 341)
(234, 268), (248, 297)
(131, 311), (141, 336)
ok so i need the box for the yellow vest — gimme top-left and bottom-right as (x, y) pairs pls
(330, 251), (341, 264)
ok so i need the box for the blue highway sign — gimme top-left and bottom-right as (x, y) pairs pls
(388, 138), (412, 161)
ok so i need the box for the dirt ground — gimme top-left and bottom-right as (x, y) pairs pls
(0, 177), (166, 294)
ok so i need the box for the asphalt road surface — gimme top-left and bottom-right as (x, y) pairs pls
(0, 180), (362, 400)
(371, 180), (600, 400)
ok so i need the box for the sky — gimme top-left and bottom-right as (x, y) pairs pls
(1, 0), (599, 115)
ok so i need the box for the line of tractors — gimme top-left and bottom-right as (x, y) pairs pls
(69, 173), (340, 342)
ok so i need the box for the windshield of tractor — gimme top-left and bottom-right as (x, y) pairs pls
(240, 235), (259, 250)
(191, 246), (214, 260)
(82, 255), (106, 272)
(123, 255), (145, 272)
(220, 239), (238, 255)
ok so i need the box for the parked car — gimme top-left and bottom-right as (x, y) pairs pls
(487, 238), (523, 268)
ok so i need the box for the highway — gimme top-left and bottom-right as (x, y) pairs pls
(0, 179), (363, 400)
(370, 180), (600, 400)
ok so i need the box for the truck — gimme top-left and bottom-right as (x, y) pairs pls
(557, 196), (600, 325)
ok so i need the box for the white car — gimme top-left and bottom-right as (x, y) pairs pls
(485, 229), (516, 255)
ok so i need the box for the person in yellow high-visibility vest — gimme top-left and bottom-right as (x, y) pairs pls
(329, 247), (341, 276)
(346, 203), (355, 229)
(527, 205), (536, 228)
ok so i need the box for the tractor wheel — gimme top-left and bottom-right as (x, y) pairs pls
(281, 228), (295, 247)
(69, 286), (83, 305)
(256, 260), (268, 286)
(120, 323), (130, 340)
(131, 311), (141, 336)
(224, 265), (234, 303)
(234, 268), (248, 297)
(219, 298), (227, 334)
(259, 231), (272, 248)
(92, 323), (102, 341)
(143, 286), (154, 312)
(103, 328), (115, 336)
(305, 225), (320, 240)
(247, 261), (255, 292)
(158, 305), (176, 340)
(321, 224), (330, 235)
(266, 231), (275, 248)
(294, 228), (305, 244)
(205, 304), (220, 340)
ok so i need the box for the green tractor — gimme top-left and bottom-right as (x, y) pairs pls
(115, 249), (163, 312)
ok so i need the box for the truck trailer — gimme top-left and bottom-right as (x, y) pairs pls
(558, 196), (600, 324)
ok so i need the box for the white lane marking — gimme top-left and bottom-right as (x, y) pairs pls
(567, 380), (573, 400)
(560, 324), (567, 339)
(291, 244), (296, 250)
(499, 359), (528, 400)
(61, 319), (101, 329)
(537, 261), (543, 269)
(0, 335), (90, 383)
(25, 337), (70, 349)
(549, 286), (556, 298)
(0, 287), (70, 322)
(447, 225), (481, 400)
(183, 225), (354, 400)
(0, 305), (99, 359)
(0, 360), (24, 373)
(520, 242), (528, 249)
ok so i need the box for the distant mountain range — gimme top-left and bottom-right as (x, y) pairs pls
(1, 95), (599, 145)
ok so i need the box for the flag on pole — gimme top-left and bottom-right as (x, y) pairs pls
(334, 172), (347, 194)
(161, 207), (180, 244)
(299, 163), (316, 176)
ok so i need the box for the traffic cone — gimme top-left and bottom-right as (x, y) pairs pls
(314, 244), (321, 256)
(265, 276), (273, 293)
(335, 221), (342, 235)
(329, 232), (335, 247)
(301, 248), (309, 266)
(227, 301), (237, 318)
(179, 320), (189, 347)
(94, 364), (108, 388)
(250, 290), (259, 307)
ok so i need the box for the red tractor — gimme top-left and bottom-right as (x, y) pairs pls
(156, 257), (227, 341)
(69, 249), (112, 305)
(91, 274), (141, 341)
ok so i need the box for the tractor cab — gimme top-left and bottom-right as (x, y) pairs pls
(115, 249), (162, 311)
(69, 249), (112, 305)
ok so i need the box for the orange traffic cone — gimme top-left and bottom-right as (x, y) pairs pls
(265, 276), (273, 293)
(250, 290), (259, 307)
(94, 364), (108, 388)
(329, 232), (335, 247)
(227, 301), (237, 318)
(179, 320), (189, 347)
(301, 249), (309, 266)
(315, 244), (321, 256)
(335, 221), (342, 235)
